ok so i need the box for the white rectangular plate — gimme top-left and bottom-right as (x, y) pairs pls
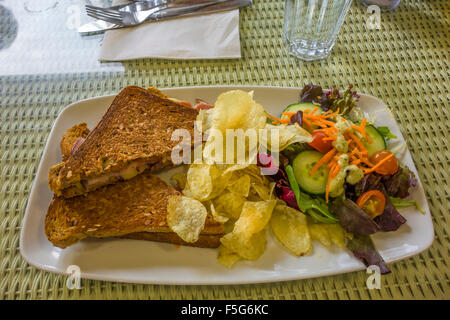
(20, 86), (434, 285)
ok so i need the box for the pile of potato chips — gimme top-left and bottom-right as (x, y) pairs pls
(166, 90), (348, 268)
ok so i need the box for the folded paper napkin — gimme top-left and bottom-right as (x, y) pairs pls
(98, 8), (241, 61)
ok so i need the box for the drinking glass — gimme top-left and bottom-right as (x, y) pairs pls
(284, 0), (353, 61)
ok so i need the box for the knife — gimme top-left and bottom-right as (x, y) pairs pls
(79, 0), (252, 35)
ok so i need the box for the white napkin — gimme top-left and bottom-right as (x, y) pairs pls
(98, 9), (241, 61)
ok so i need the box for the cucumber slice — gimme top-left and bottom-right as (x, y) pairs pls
(281, 102), (323, 120)
(364, 125), (387, 157)
(292, 150), (329, 195)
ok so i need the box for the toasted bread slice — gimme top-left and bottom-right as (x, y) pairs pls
(49, 86), (198, 198)
(56, 123), (217, 248)
(45, 171), (224, 249)
(122, 232), (221, 248)
(60, 123), (90, 161)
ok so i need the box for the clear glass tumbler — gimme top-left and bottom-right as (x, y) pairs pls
(284, 0), (353, 61)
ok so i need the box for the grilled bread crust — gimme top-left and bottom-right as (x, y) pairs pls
(60, 123), (90, 161)
(48, 86), (198, 198)
(56, 123), (221, 248)
(45, 171), (224, 249)
(122, 232), (221, 248)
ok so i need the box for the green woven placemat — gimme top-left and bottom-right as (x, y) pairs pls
(0, 0), (448, 299)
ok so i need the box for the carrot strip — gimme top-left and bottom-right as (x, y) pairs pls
(302, 118), (314, 131)
(266, 112), (284, 123)
(317, 119), (336, 126)
(310, 120), (328, 128)
(310, 148), (337, 176)
(352, 118), (373, 144)
(325, 166), (333, 203)
(332, 164), (341, 178)
(364, 153), (395, 174)
(322, 109), (339, 118)
(325, 163), (340, 203)
(348, 132), (368, 153)
(361, 158), (374, 167)
(327, 158), (337, 168)
(307, 107), (319, 115)
(316, 127), (338, 134)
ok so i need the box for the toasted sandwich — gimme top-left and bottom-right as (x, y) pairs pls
(60, 123), (90, 161)
(45, 170), (224, 248)
(48, 86), (198, 198)
(46, 92), (222, 249)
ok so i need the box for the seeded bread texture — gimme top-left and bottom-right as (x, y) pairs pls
(45, 171), (224, 248)
(48, 86), (198, 198)
(60, 123), (90, 161)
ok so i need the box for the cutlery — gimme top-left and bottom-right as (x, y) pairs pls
(86, 0), (170, 15)
(85, 0), (225, 25)
(79, 0), (252, 34)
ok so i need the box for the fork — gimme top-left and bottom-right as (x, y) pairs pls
(86, 0), (229, 26)
(87, 0), (170, 14)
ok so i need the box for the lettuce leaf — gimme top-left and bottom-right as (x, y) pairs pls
(376, 126), (397, 141)
(382, 166), (417, 199)
(351, 174), (407, 232)
(390, 196), (425, 214)
(327, 84), (359, 116)
(275, 181), (299, 210)
(347, 234), (391, 274)
(299, 84), (360, 115)
(330, 198), (380, 235)
(373, 187), (407, 232)
(299, 84), (331, 110)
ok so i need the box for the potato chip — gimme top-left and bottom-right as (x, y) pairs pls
(268, 182), (276, 199)
(233, 200), (277, 238)
(217, 245), (241, 268)
(220, 229), (267, 260)
(213, 192), (246, 220)
(185, 164), (231, 201)
(260, 123), (312, 151)
(223, 219), (236, 234)
(308, 223), (332, 247)
(227, 175), (251, 197)
(240, 165), (268, 185)
(270, 205), (311, 256)
(308, 221), (346, 248)
(185, 164), (213, 201)
(196, 108), (213, 133)
(182, 187), (194, 199)
(212, 90), (267, 133)
(251, 183), (271, 201)
(222, 163), (250, 176)
(209, 202), (229, 224)
(167, 196), (207, 243)
(322, 224), (346, 248)
(208, 164), (232, 199)
(171, 171), (187, 191)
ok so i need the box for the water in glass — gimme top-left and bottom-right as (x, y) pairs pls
(284, 0), (353, 61)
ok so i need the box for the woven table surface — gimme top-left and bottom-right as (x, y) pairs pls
(0, 0), (448, 299)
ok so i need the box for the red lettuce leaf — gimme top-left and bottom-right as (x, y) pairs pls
(275, 181), (300, 210)
(289, 110), (303, 126)
(351, 173), (407, 232)
(382, 166), (417, 199)
(299, 84), (331, 111)
(347, 234), (391, 274)
(331, 198), (380, 235)
(373, 186), (407, 231)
